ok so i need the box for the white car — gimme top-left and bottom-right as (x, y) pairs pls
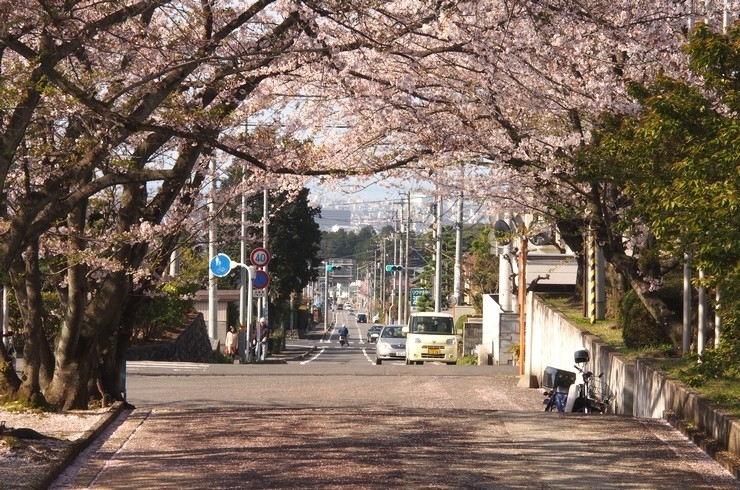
(374, 325), (407, 364)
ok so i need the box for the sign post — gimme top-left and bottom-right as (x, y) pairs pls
(209, 253), (256, 362)
(249, 248), (271, 362)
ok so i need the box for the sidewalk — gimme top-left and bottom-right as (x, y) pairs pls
(260, 325), (324, 363)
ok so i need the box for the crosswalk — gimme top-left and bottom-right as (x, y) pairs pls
(126, 361), (211, 373)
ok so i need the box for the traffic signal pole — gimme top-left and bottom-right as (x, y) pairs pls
(324, 265), (329, 332)
(324, 264), (341, 331)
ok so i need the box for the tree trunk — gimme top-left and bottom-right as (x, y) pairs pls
(17, 240), (46, 405)
(0, 348), (21, 394)
(44, 206), (91, 409)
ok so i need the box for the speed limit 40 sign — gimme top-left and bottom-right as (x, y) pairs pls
(250, 248), (271, 267)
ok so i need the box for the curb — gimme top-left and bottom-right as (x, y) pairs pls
(264, 346), (317, 363)
(664, 410), (740, 479)
(36, 402), (131, 490)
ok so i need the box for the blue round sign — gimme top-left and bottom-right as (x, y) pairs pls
(210, 253), (232, 277)
(253, 270), (270, 289)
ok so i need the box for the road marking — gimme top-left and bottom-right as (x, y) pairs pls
(362, 349), (375, 364)
(300, 347), (326, 365)
(126, 361), (211, 372)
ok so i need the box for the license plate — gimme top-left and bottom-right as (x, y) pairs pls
(428, 347), (440, 355)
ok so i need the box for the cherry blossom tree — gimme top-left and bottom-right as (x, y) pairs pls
(0, 0), (733, 408)
(0, 0), (451, 408)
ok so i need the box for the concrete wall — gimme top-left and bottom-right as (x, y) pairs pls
(525, 294), (635, 416)
(481, 294), (501, 362)
(522, 292), (739, 469)
(127, 313), (215, 363)
(482, 294), (522, 366)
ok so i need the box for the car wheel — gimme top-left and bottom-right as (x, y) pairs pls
(375, 358), (382, 365)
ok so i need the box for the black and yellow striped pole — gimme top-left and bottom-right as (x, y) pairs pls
(588, 229), (596, 324)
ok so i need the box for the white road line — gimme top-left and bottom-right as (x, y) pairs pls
(126, 361), (211, 371)
(362, 349), (375, 364)
(300, 347), (326, 365)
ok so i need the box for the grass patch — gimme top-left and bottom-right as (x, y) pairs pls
(0, 398), (51, 413)
(543, 296), (673, 358)
(660, 358), (740, 418)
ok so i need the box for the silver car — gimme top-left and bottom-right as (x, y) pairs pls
(374, 325), (407, 365)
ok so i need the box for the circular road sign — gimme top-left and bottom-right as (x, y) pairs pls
(210, 253), (232, 277)
(252, 270), (270, 290)
(250, 247), (271, 267)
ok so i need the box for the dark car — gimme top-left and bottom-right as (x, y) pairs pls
(356, 313), (367, 323)
(366, 324), (383, 343)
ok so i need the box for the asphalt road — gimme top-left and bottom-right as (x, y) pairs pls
(49, 317), (740, 489)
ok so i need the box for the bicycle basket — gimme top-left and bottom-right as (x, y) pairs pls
(588, 379), (615, 413)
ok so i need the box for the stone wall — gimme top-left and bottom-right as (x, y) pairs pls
(127, 313), (215, 363)
(462, 319), (482, 357)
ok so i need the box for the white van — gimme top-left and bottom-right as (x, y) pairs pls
(403, 312), (458, 365)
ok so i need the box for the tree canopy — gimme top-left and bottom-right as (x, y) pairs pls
(0, 0), (735, 408)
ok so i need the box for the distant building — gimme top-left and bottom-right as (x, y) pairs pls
(316, 208), (352, 231)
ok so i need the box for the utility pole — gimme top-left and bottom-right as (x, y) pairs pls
(261, 189), (269, 323)
(208, 158), (218, 340)
(239, 165), (247, 329)
(404, 193), (411, 324)
(434, 194), (443, 312)
(380, 239), (386, 322)
(372, 249), (378, 321)
(518, 225), (527, 376)
(397, 203), (403, 324)
(453, 193), (463, 307)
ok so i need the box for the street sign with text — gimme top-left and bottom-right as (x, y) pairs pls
(410, 288), (430, 307)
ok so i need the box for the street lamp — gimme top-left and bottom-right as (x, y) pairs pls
(209, 253), (256, 362)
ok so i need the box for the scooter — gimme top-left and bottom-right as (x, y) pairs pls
(543, 349), (612, 413)
(339, 334), (347, 346)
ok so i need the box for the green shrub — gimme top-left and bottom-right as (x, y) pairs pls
(269, 332), (284, 354)
(457, 355), (478, 365)
(618, 289), (670, 348)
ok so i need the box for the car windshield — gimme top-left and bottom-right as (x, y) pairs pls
(381, 327), (405, 338)
(409, 317), (454, 334)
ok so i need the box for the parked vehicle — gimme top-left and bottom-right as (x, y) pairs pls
(543, 349), (613, 413)
(374, 325), (407, 364)
(366, 324), (383, 343)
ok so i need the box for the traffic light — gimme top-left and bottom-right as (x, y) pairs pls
(385, 265), (403, 272)
(326, 264), (342, 271)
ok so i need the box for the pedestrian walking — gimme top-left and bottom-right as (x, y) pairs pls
(225, 326), (238, 360)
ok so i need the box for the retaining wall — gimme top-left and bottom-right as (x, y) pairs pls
(525, 293), (739, 476)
